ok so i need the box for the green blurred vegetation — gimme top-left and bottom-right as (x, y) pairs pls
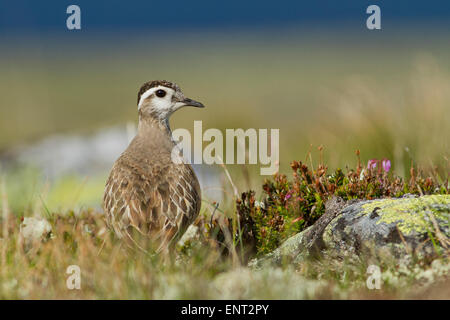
(1, 30), (449, 213)
(0, 30), (449, 210)
(1, 31), (449, 185)
(0, 167), (108, 214)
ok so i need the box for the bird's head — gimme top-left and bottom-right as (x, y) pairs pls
(137, 80), (204, 124)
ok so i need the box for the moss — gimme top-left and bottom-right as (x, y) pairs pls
(361, 195), (450, 235)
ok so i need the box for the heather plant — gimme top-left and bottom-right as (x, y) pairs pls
(235, 151), (449, 256)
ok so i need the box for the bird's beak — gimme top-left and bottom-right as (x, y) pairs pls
(182, 98), (205, 108)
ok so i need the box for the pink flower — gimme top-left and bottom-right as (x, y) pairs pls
(284, 192), (292, 201)
(382, 159), (391, 172)
(368, 159), (378, 170)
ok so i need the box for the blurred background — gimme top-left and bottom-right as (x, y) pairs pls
(0, 1), (449, 214)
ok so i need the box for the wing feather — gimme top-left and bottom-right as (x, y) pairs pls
(103, 155), (201, 251)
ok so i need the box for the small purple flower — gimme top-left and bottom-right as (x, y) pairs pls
(368, 159), (378, 170)
(284, 192), (292, 201)
(382, 159), (391, 172)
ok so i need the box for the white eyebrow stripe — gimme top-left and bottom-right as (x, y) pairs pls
(138, 86), (173, 109)
(138, 87), (157, 109)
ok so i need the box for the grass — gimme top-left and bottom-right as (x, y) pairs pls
(0, 155), (448, 299)
(0, 205), (448, 299)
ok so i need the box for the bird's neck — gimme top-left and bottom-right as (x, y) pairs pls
(138, 114), (172, 138)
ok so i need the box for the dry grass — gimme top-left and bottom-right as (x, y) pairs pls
(0, 183), (448, 299)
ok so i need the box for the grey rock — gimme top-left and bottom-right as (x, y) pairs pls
(250, 195), (450, 267)
(323, 195), (449, 260)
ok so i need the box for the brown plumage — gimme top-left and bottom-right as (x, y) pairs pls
(103, 80), (204, 252)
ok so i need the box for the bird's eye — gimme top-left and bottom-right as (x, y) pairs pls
(155, 89), (166, 98)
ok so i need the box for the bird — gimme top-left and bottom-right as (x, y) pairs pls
(103, 80), (204, 253)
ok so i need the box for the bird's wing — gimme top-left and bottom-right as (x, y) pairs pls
(103, 158), (201, 251)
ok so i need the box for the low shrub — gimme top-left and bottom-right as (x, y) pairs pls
(235, 151), (448, 256)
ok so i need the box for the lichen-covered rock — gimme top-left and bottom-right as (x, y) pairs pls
(177, 225), (200, 248)
(248, 226), (312, 269)
(323, 195), (449, 260)
(250, 195), (449, 267)
(213, 267), (331, 299)
(19, 217), (52, 251)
